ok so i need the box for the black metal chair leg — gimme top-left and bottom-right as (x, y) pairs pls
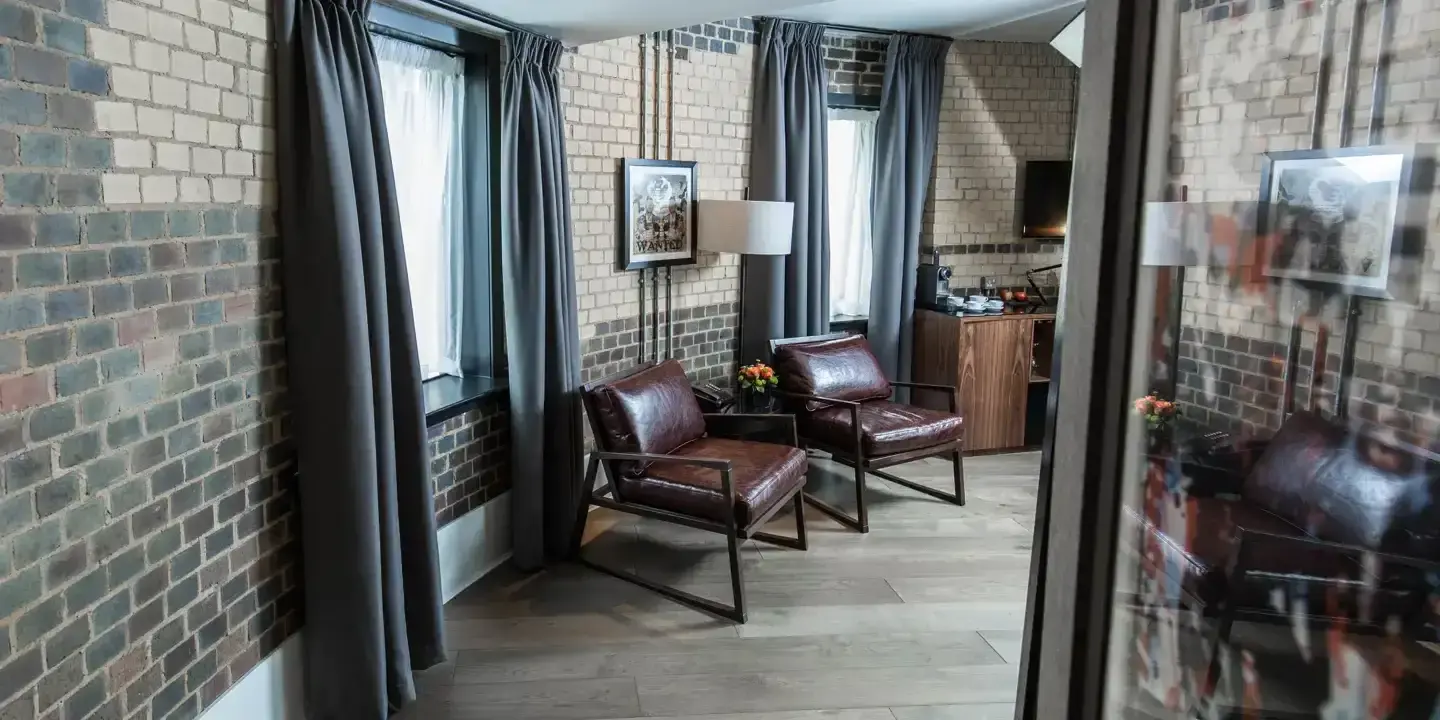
(854, 454), (869, 533)
(793, 493), (807, 550)
(726, 525), (747, 623)
(569, 455), (601, 558)
(750, 493), (808, 550)
(952, 449), (966, 506)
(1200, 601), (1237, 712)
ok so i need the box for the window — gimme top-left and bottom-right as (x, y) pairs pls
(376, 36), (465, 380)
(827, 108), (879, 319)
(369, 5), (502, 396)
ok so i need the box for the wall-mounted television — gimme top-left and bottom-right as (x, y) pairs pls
(1020, 160), (1073, 241)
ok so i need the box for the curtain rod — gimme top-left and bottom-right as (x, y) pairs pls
(406, 0), (554, 40)
(813, 20), (953, 43)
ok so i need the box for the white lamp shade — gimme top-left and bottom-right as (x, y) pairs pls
(698, 200), (795, 255)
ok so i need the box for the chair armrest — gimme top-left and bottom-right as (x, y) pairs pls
(774, 390), (861, 407)
(888, 380), (960, 414)
(703, 413), (798, 446)
(1232, 527), (1440, 582)
(592, 450), (732, 472)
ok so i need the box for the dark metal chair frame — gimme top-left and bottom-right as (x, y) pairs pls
(570, 361), (808, 623)
(770, 333), (966, 534)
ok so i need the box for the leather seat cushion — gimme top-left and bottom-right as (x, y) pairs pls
(800, 399), (964, 456)
(588, 359), (708, 477)
(774, 335), (892, 411)
(619, 437), (807, 527)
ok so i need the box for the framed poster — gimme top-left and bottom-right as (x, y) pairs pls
(619, 158), (698, 270)
(1259, 146), (1419, 299)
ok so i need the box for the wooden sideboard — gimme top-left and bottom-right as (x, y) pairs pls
(912, 309), (1056, 452)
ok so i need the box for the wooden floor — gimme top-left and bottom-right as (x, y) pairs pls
(404, 451), (1041, 720)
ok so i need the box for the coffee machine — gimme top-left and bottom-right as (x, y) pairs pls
(916, 251), (952, 310)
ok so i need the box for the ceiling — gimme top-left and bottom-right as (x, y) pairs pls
(457, 0), (1085, 44)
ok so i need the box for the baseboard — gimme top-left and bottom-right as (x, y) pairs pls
(197, 492), (513, 720)
(437, 490), (512, 602)
(199, 631), (305, 720)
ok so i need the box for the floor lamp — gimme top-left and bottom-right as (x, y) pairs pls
(697, 199), (795, 369)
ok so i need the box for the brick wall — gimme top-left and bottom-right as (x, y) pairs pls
(1165, 0), (1440, 447)
(822, 35), (886, 99)
(427, 396), (508, 528)
(925, 41), (1077, 295)
(0, 0), (298, 715)
(563, 29), (750, 386)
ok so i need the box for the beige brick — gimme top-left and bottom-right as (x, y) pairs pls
(184, 21), (215, 53)
(189, 83), (220, 114)
(204, 59), (235, 89)
(112, 138), (152, 167)
(90, 28), (133, 65)
(101, 173), (142, 204)
(221, 91), (248, 120)
(111, 67), (150, 100)
(152, 75), (187, 108)
(216, 32), (247, 62)
(136, 106), (174, 137)
(174, 112), (208, 142)
(249, 40), (267, 69)
(208, 120), (238, 148)
(192, 146), (223, 173)
(179, 176), (210, 202)
(239, 124), (265, 151)
(212, 177), (242, 202)
(140, 175), (177, 203)
(171, 50), (205, 82)
(162, 0), (196, 18)
(148, 10), (185, 46)
(133, 39), (169, 72)
(95, 101), (138, 132)
(224, 149), (253, 176)
(155, 142), (189, 171)
(198, 0), (227, 25)
(108, 1), (149, 33)
(231, 7), (266, 39)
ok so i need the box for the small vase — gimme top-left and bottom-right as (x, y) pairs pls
(739, 390), (775, 414)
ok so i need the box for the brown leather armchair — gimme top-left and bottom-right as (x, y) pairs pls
(771, 333), (965, 533)
(571, 359), (808, 622)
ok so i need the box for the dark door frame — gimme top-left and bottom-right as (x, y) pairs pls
(1015, 0), (1161, 715)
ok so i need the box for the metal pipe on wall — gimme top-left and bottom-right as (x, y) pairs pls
(651, 268), (660, 362)
(664, 30), (676, 360)
(1336, 0), (1367, 148)
(1310, 0), (1337, 150)
(1367, 0), (1395, 144)
(638, 268), (647, 363)
(653, 31), (662, 159)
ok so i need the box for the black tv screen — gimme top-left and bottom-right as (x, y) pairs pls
(1020, 160), (1073, 240)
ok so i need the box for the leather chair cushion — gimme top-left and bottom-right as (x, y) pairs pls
(589, 359), (707, 476)
(774, 335), (891, 411)
(800, 399), (964, 456)
(620, 437), (807, 527)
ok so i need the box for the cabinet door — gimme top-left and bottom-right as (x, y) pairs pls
(959, 319), (1034, 451)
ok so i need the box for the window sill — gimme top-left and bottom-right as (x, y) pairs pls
(423, 374), (507, 427)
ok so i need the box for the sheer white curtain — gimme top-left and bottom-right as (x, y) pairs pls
(827, 109), (878, 318)
(375, 35), (465, 379)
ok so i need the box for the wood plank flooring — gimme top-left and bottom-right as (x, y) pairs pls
(405, 451), (1041, 720)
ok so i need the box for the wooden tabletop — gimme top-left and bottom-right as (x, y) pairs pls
(918, 308), (1057, 322)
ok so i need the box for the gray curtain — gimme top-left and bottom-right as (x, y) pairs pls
(272, 0), (445, 717)
(869, 35), (952, 384)
(500, 31), (583, 570)
(745, 17), (830, 362)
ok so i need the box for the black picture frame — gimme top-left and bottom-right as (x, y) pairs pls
(619, 158), (699, 271)
(1258, 145), (1422, 300)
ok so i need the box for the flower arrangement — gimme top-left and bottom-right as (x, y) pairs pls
(1133, 394), (1178, 428)
(737, 361), (779, 393)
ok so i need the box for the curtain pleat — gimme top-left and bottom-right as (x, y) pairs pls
(272, 0), (446, 716)
(869, 34), (952, 386)
(500, 31), (584, 570)
(745, 17), (831, 362)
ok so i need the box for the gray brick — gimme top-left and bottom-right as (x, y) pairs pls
(57, 430), (100, 468)
(0, 416), (18, 456)
(55, 174), (99, 206)
(0, 1), (37, 42)
(167, 423), (200, 455)
(75, 320), (114, 354)
(108, 478), (145, 515)
(64, 0), (102, 22)
(152, 676), (186, 718)
(0, 339), (19, 374)
(24, 327), (70, 366)
(28, 402), (75, 443)
(15, 596), (62, 647)
(76, 386), (113, 424)
(0, 215), (34, 249)
(16, 252), (63, 288)
(99, 347), (140, 381)
(55, 357), (97, 396)
(0, 651), (42, 714)
(219, 237), (248, 263)
(67, 250), (108, 284)
(4, 447), (50, 490)
(132, 276), (168, 308)
(202, 210), (233, 236)
(132, 210), (166, 239)
(38, 656), (85, 715)
(62, 565), (104, 611)
(195, 359), (226, 386)
(13, 46), (65, 86)
(144, 526), (180, 562)
(45, 541), (87, 587)
(168, 210), (200, 237)
(70, 138), (110, 169)
(180, 389), (212, 420)
(35, 213), (79, 246)
(62, 498), (104, 539)
(120, 374), (158, 407)
(82, 454), (125, 491)
(3, 173), (51, 206)
(178, 331), (210, 360)
(44, 287), (90, 322)
(170, 273), (202, 301)
(0, 88), (46, 126)
(92, 592), (128, 633)
(105, 545), (143, 589)
(18, 133), (64, 167)
(213, 325), (241, 351)
(235, 210), (260, 234)
(83, 626), (124, 672)
(44, 617), (88, 666)
(193, 299), (223, 326)
(0, 256), (12, 293)
(84, 212), (126, 243)
(108, 246), (146, 276)
(104, 415), (141, 448)
(144, 401), (179, 432)
(92, 282), (131, 315)
(0, 130), (13, 165)
(48, 93), (94, 130)
(130, 436), (166, 471)
(0, 568), (39, 618)
(35, 473), (78, 516)
(12, 519), (59, 567)
(66, 59), (106, 95)
(186, 239), (219, 265)
(41, 15), (84, 54)
(0, 493), (33, 540)
(0, 44), (9, 81)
